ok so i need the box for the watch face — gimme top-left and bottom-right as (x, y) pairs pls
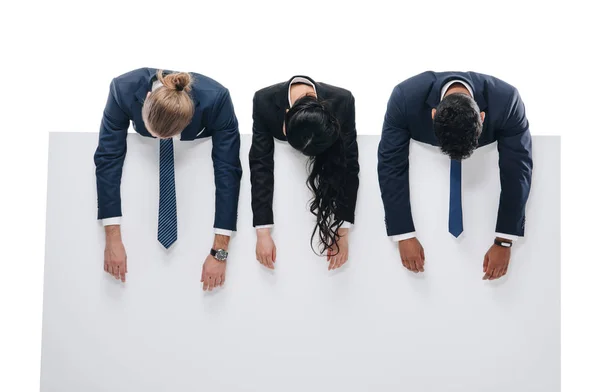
(215, 249), (228, 261)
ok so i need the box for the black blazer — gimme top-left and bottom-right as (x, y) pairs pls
(94, 67), (242, 231)
(249, 76), (359, 227)
(378, 71), (533, 237)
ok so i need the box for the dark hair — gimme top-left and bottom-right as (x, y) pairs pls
(433, 93), (482, 160)
(285, 95), (347, 255)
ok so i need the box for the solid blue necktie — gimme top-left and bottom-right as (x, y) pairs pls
(157, 139), (177, 249)
(449, 159), (464, 238)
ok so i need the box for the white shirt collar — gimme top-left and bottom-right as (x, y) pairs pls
(288, 76), (317, 107)
(152, 79), (163, 91)
(440, 79), (474, 100)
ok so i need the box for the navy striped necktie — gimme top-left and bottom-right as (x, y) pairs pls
(158, 138), (177, 249)
(449, 159), (464, 238)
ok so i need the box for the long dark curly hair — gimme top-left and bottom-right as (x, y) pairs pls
(285, 95), (347, 255)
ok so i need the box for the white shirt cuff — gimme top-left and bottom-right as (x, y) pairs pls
(340, 221), (353, 229)
(214, 228), (233, 236)
(390, 231), (417, 242)
(495, 232), (520, 242)
(102, 217), (122, 226)
(255, 224), (274, 230)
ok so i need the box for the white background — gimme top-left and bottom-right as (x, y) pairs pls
(0, 0), (597, 391)
(41, 134), (559, 391)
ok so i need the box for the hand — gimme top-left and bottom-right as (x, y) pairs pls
(327, 228), (349, 270)
(483, 239), (511, 280)
(256, 228), (276, 269)
(398, 237), (425, 273)
(104, 227), (127, 282)
(201, 254), (226, 291)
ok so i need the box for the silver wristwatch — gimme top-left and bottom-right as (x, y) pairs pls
(210, 248), (228, 262)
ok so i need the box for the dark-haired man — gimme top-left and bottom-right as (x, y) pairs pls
(377, 71), (533, 280)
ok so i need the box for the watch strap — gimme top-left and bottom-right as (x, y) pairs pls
(494, 239), (513, 248)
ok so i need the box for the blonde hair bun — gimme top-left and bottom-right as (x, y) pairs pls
(157, 70), (192, 93)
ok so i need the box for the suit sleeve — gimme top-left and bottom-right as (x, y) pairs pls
(210, 89), (242, 231)
(94, 79), (130, 220)
(496, 90), (533, 236)
(378, 86), (415, 236)
(249, 94), (275, 227)
(336, 94), (360, 224)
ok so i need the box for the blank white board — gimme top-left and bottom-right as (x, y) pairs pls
(42, 133), (560, 392)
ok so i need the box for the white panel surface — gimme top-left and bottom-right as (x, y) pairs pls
(41, 134), (560, 392)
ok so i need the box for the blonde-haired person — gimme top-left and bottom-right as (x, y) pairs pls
(95, 68), (242, 291)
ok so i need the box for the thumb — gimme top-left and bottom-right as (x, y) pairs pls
(483, 253), (489, 272)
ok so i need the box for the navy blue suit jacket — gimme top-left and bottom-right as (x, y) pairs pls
(94, 68), (242, 231)
(378, 71), (533, 237)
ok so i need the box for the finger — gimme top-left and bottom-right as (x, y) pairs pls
(219, 274), (225, 287)
(493, 267), (503, 279)
(416, 258), (425, 272)
(120, 265), (126, 282)
(408, 260), (417, 273)
(327, 248), (331, 262)
(266, 255), (274, 270)
(483, 269), (494, 280)
(413, 260), (421, 273)
(401, 259), (409, 270)
(337, 254), (348, 268)
(494, 268), (505, 279)
(203, 280), (208, 291)
(104, 263), (108, 272)
(108, 265), (115, 277)
(328, 257), (335, 270)
(483, 254), (489, 273)
(420, 248), (425, 263)
(272, 246), (277, 263)
(333, 255), (342, 269)
(113, 266), (121, 280)
(125, 259), (128, 273)
(214, 276), (222, 287)
(262, 255), (271, 268)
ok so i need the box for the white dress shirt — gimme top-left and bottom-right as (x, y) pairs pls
(390, 79), (519, 242)
(103, 80), (233, 236)
(256, 77), (352, 231)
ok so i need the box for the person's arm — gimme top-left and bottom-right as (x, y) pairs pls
(496, 89), (533, 238)
(377, 86), (415, 237)
(483, 89), (533, 281)
(335, 94), (360, 226)
(209, 88), (242, 234)
(249, 93), (277, 269)
(94, 78), (130, 282)
(249, 93), (275, 228)
(94, 78), (130, 222)
(378, 86), (424, 273)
